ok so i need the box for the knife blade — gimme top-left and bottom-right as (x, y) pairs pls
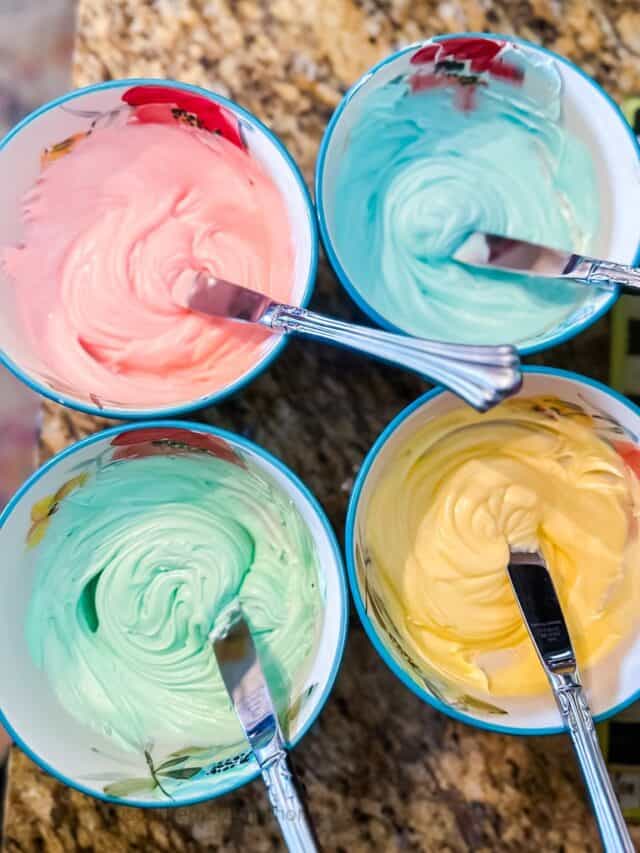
(213, 610), (281, 753)
(507, 549), (633, 852)
(454, 231), (640, 293)
(185, 272), (276, 323)
(507, 549), (575, 674)
(454, 231), (580, 278)
(212, 609), (319, 852)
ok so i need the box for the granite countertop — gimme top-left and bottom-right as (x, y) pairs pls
(4, 1), (640, 850)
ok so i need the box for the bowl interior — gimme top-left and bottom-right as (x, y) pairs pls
(0, 424), (345, 805)
(349, 370), (640, 733)
(319, 36), (640, 352)
(0, 80), (315, 416)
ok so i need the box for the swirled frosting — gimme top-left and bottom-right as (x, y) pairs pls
(4, 120), (294, 407)
(26, 453), (322, 751)
(332, 58), (599, 344)
(364, 397), (640, 696)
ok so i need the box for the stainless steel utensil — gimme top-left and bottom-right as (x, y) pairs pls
(181, 272), (521, 412)
(454, 231), (640, 293)
(212, 609), (319, 853)
(507, 548), (634, 853)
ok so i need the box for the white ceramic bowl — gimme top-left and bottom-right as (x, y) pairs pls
(316, 34), (640, 354)
(0, 79), (317, 419)
(0, 422), (347, 806)
(346, 368), (640, 734)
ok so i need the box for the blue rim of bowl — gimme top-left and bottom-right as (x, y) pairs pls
(345, 366), (640, 736)
(0, 419), (348, 808)
(0, 78), (318, 420)
(315, 32), (640, 355)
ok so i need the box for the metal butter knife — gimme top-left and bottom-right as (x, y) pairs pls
(212, 610), (319, 853)
(507, 549), (634, 853)
(179, 272), (521, 412)
(455, 231), (640, 293)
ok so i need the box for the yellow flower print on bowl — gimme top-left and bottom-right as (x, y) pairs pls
(27, 472), (88, 548)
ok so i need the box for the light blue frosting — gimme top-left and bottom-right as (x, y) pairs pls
(332, 64), (599, 345)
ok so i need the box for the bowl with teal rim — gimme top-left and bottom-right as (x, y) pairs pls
(0, 421), (347, 806)
(316, 33), (640, 355)
(346, 367), (640, 735)
(0, 78), (317, 419)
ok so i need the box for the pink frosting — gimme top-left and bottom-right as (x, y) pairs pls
(4, 121), (295, 407)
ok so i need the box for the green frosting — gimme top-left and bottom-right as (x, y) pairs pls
(332, 55), (599, 345)
(26, 453), (322, 753)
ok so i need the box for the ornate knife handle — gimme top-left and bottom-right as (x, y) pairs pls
(263, 304), (521, 412)
(261, 750), (319, 853)
(551, 673), (634, 853)
(567, 257), (640, 293)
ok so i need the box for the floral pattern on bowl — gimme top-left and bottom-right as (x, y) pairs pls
(409, 37), (524, 111)
(42, 83), (246, 168)
(26, 472), (87, 548)
(109, 427), (247, 467)
(83, 682), (318, 801)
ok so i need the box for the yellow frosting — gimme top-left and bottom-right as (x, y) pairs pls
(364, 396), (640, 697)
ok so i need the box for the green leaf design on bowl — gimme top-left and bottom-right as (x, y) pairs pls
(452, 694), (508, 716)
(158, 766), (202, 781)
(103, 777), (157, 798)
(283, 683), (318, 737)
(163, 743), (220, 762)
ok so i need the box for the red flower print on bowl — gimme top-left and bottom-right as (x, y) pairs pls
(111, 427), (246, 467)
(409, 37), (524, 111)
(612, 440), (640, 541)
(613, 440), (640, 480)
(122, 86), (246, 150)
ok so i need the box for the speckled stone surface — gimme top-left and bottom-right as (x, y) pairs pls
(4, 1), (640, 850)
